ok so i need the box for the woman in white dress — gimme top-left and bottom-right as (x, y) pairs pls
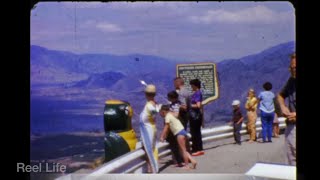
(139, 84), (160, 173)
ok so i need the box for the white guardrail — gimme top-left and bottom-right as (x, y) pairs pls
(56, 117), (287, 179)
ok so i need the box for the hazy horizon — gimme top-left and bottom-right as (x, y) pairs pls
(30, 40), (294, 63)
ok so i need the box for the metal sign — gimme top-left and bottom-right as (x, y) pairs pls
(176, 62), (219, 105)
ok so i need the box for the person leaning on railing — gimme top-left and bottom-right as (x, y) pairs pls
(159, 105), (197, 170)
(277, 53), (296, 166)
(166, 91), (184, 167)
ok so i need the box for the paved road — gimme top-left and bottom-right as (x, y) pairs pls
(159, 134), (286, 174)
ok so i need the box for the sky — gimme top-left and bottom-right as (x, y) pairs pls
(31, 1), (295, 62)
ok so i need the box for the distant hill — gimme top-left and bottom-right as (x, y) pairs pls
(30, 41), (295, 134)
(31, 45), (175, 86)
(205, 41), (295, 122)
(73, 72), (126, 88)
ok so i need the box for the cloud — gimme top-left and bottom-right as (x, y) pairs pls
(95, 22), (123, 33)
(60, 1), (195, 10)
(107, 2), (195, 9)
(189, 5), (293, 24)
(62, 2), (104, 9)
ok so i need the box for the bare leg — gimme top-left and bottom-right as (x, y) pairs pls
(273, 114), (279, 138)
(276, 124), (280, 137)
(177, 135), (197, 169)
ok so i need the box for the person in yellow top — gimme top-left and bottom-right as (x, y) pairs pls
(139, 84), (161, 173)
(159, 105), (197, 170)
(245, 89), (258, 143)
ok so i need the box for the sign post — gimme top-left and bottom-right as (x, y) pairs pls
(176, 62), (219, 105)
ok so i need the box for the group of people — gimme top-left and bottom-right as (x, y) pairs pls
(139, 78), (205, 173)
(230, 53), (296, 166)
(230, 82), (279, 145)
(139, 53), (296, 173)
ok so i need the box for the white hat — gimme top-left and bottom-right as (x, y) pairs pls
(145, 84), (156, 93)
(232, 100), (240, 106)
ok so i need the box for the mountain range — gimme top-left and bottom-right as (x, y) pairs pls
(31, 41), (295, 134)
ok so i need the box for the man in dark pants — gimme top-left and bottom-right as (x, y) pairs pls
(230, 100), (244, 145)
(174, 77), (191, 130)
(174, 77), (192, 153)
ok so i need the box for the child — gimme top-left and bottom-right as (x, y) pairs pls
(258, 82), (275, 143)
(230, 100), (244, 145)
(167, 91), (192, 154)
(166, 91), (184, 167)
(159, 105), (197, 170)
(167, 91), (181, 118)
